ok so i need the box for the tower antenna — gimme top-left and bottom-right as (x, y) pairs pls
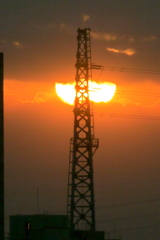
(67, 28), (99, 231)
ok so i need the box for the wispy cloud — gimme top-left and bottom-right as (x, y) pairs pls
(82, 14), (90, 22)
(106, 48), (119, 53)
(59, 23), (67, 29)
(11, 91), (54, 104)
(35, 22), (69, 31)
(106, 47), (135, 56)
(33, 23), (56, 31)
(115, 97), (160, 108)
(129, 37), (135, 43)
(91, 32), (117, 41)
(122, 49), (135, 56)
(13, 41), (23, 48)
(33, 92), (54, 103)
(0, 38), (25, 48)
(116, 98), (140, 107)
(143, 35), (157, 42)
(13, 42), (20, 46)
(0, 39), (6, 44)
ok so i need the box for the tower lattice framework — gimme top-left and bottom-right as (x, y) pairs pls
(67, 28), (99, 231)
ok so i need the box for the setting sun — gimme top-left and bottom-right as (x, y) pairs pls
(55, 81), (116, 105)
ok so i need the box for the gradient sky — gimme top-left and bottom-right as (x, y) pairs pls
(1, 1), (160, 239)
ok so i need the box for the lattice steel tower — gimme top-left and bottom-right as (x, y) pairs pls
(67, 28), (99, 231)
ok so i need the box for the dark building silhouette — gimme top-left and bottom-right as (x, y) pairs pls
(10, 215), (70, 240)
(10, 214), (106, 240)
(0, 53), (4, 239)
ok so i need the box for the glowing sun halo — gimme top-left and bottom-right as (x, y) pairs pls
(55, 81), (116, 105)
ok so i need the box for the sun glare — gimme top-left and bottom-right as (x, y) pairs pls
(55, 81), (116, 105)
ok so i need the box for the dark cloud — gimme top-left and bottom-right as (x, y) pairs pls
(1, 0), (160, 82)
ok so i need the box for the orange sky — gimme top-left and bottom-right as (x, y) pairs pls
(4, 74), (160, 239)
(4, 75), (160, 112)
